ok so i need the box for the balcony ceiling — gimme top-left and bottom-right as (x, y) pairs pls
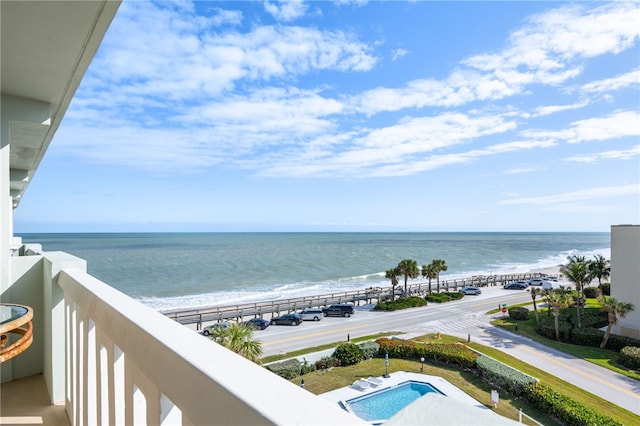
(1, 0), (120, 209)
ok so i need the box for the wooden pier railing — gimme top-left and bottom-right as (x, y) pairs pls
(162, 272), (548, 329)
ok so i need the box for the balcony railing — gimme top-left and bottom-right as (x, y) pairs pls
(7, 250), (363, 425)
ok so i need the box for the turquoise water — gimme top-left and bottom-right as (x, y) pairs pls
(347, 381), (442, 421)
(18, 232), (609, 310)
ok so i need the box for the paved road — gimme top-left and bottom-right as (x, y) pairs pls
(256, 285), (640, 417)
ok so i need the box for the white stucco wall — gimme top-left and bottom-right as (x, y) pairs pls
(610, 225), (640, 339)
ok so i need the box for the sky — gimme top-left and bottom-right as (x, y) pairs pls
(14, 0), (640, 233)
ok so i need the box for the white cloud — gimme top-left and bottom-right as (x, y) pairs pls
(526, 100), (590, 118)
(391, 48), (408, 61)
(580, 68), (640, 93)
(264, 0), (308, 22)
(501, 184), (640, 206)
(522, 111), (640, 144)
(565, 145), (640, 163)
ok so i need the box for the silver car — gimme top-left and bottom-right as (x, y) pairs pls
(459, 287), (482, 295)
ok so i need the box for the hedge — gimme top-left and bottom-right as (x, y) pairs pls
(524, 382), (622, 426)
(333, 343), (362, 366)
(358, 341), (380, 360)
(425, 292), (464, 303)
(599, 282), (611, 296)
(266, 358), (304, 379)
(375, 338), (477, 369)
(374, 296), (428, 311)
(475, 353), (538, 396)
(583, 287), (601, 298)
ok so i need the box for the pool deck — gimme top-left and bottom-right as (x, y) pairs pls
(319, 371), (486, 412)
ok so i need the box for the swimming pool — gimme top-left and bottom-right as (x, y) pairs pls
(345, 380), (444, 422)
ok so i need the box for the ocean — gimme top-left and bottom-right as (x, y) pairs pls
(18, 232), (610, 311)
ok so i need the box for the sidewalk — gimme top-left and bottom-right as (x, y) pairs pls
(450, 314), (640, 416)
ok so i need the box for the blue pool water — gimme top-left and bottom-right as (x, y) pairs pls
(346, 381), (444, 422)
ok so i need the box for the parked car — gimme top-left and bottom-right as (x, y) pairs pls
(242, 318), (270, 330)
(526, 278), (547, 286)
(270, 313), (303, 326)
(201, 321), (230, 336)
(504, 281), (528, 290)
(459, 287), (482, 295)
(299, 308), (323, 321)
(322, 304), (355, 317)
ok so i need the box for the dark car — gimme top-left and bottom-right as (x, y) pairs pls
(243, 318), (270, 330)
(322, 304), (355, 317)
(504, 281), (528, 290)
(270, 313), (303, 326)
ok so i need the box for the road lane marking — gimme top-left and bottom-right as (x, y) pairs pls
(514, 342), (640, 399)
(263, 324), (368, 346)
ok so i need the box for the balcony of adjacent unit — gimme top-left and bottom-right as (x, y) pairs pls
(1, 245), (363, 425)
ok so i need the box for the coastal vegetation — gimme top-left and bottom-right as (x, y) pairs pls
(205, 323), (263, 363)
(598, 295), (635, 349)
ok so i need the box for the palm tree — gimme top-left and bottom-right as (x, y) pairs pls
(209, 323), (263, 363)
(560, 256), (593, 328)
(598, 296), (634, 349)
(530, 287), (542, 325)
(546, 287), (572, 341)
(385, 268), (400, 301)
(431, 259), (448, 293)
(589, 254), (611, 287)
(421, 263), (438, 295)
(396, 259), (419, 297)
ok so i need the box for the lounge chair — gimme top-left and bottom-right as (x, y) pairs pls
(366, 376), (384, 387)
(351, 379), (371, 391)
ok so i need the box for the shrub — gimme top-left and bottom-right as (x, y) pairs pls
(536, 316), (571, 341)
(508, 306), (529, 321)
(375, 338), (477, 369)
(333, 343), (363, 366)
(315, 355), (340, 370)
(374, 296), (428, 311)
(570, 327), (604, 347)
(581, 311), (608, 329)
(606, 334), (640, 352)
(524, 382), (622, 426)
(600, 282), (611, 296)
(266, 359), (302, 379)
(619, 346), (640, 370)
(583, 287), (601, 299)
(476, 354), (538, 396)
(300, 358), (316, 375)
(375, 337), (417, 358)
(425, 292), (463, 303)
(358, 341), (380, 360)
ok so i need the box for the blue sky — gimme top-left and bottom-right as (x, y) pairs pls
(15, 0), (640, 233)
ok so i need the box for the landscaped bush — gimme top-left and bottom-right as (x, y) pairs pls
(508, 306), (529, 321)
(524, 382), (622, 426)
(583, 286), (601, 298)
(476, 354), (538, 396)
(618, 346), (640, 370)
(266, 359), (303, 379)
(300, 358), (316, 375)
(374, 296), (428, 311)
(605, 334), (640, 352)
(600, 282), (611, 296)
(358, 341), (380, 359)
(315, 355), (340, 370)
(570, 327), (604, 347)
(536, 316), (572, 341)
(333, 343), (363, 366)
(580, 311), (608, 329)
(374, 338), (477, 369)
(425, 292), (463, 303)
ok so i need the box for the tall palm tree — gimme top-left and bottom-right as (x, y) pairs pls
(560, 256), (593, 328)
(431, 259), (448, 293)
(598, 296), (634, 349)
(385, 268), (400, 301)
(530, 287), (542, 325)
(589, 254), (611, 287)
(421, 263), (438, 295)
(209, 323), (263, 363)
(396, 259), (419, 297)
(546, 287), (572, 341)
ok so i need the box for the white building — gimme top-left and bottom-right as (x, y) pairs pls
(610, 225), (640, 339)
(1, 2), (362, 425)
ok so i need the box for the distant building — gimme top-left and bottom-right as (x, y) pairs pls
(610, 225), (640, 339)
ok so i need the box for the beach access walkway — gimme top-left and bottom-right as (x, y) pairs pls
(447, 314), (640, 417)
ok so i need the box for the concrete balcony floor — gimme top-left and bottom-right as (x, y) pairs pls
(0, 374), (68, 426)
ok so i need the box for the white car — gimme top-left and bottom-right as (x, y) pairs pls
(299, 308), (323, 321)
(201, 321), (230, 336)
